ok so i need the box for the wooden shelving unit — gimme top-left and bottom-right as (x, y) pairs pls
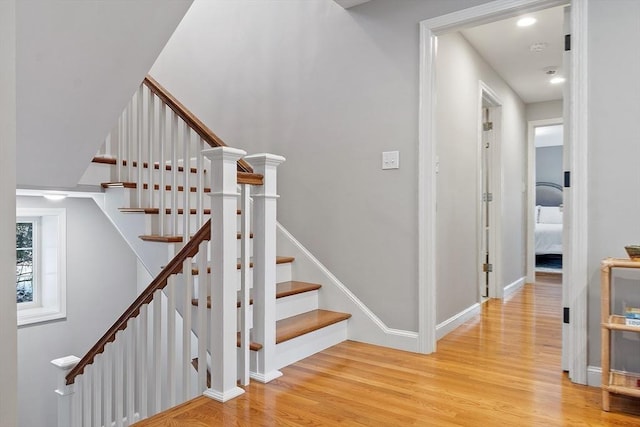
(601, 257), (640, 411)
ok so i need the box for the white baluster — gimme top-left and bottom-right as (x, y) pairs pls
(117, 112), (124, 182)
(136, 85), (144, 208)
(148, 91), (156, 210)
(182, 258), (193, 401)
(152, 289), (162, 412)
(183, 126), (191, 241)
(82, 369), (91, 427)
(239, 183), (251, 386)
(197, 241), (208, 391)
(126, 320), (136, 425)
(104, 345), (113, 427)
(196, 138), (205, 229)
(170, 112), (179, 236)
(92, 355), (102, 426)
(244, 154), (286, 383)
(126, 101), (133, 183)
(137, 305), (148, 420)
(51, 355), (80, 427)
(159, 103), (167, 236)
(167, 275), (177, 407)
(115, 335), (124, 427)
(202, 147), (246, 402)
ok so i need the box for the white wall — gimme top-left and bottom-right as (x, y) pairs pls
(16, 197), (138, 427)
(526, 99), (563, 122)
(0, 1), (18, 425)
(587, 0), (640, 369)
(16, 0), (192, 189)
(536, 146), (563, 187)
(435, 32), (527, 322)
(151, 0), (493, 332)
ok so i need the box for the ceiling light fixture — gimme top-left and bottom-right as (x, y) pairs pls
(44, 193), (67, 201)
(550, 76), (566, 84)
(517, 17), (537, 27)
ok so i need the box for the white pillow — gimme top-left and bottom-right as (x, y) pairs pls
(538, 206), (563, 224)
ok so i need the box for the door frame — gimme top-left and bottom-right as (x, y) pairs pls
(417, 0), (588, 385)
(526, 118), (563, 284)
(478, 82), (503, 300)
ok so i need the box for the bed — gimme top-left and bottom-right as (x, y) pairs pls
(535, 182), (563, 255)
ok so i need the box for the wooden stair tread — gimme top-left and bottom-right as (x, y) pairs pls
(191, 281), (322, 308)
(102, 182), (211, 193)
(93, 157), (263, 185)
(139, 232), (253, 243)
(121, 208), (213, 215)
(275, 309), (351, 344)
(118, 207), (240, 215)
(92, 156), (199, 174)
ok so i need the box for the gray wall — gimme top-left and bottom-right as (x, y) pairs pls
(0, 1), (18, 425)
(536, 146), (563, 187)
(526, 99), (563, 122)
(16, 197), (137, 427)
(587, 0), (640, 369)
(150, 0), (493, 332)
(435, 32), (527, 322)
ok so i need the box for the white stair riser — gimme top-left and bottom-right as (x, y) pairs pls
(250, 320), (349, 373)
(189, 288), (320, 338)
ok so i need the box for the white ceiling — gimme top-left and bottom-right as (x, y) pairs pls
(460, 5), (566, 104)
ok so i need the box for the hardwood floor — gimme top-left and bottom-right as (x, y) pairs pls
(134, 275), (640, 426)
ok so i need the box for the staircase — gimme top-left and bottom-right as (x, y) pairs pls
(51, 76), (351, 427)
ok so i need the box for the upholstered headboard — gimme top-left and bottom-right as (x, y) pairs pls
(536, 182), (563, 207)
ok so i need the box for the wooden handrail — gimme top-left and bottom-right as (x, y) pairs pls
(143, 75), (254, 174)
(65, 219), (212, 385)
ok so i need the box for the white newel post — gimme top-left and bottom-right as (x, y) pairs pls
(202, 147), (246, 402)
(51, 355), (80, 427)
(244, 153), (286, 383)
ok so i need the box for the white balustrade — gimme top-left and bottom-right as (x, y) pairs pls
(58, 77), (286, 425)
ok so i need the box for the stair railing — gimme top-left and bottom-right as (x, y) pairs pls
(95, 76), (262, 241)
(52, 74), (286, 425)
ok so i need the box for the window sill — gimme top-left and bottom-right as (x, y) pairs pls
(18, 305), (66, 327)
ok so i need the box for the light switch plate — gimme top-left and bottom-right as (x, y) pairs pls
(382, 151), (399, 170)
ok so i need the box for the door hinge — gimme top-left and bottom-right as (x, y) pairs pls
(483, 122), (493, 131)
(483, 192), (493, 202)
(482, 263), (493, 273)
(564, 34), (571, 51)
(564, 171), (571, 188)
(563, 307), (570, 324)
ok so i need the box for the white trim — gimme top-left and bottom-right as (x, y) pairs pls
(503, 276), (526, 299)
(418, 0), (581, 367)
(478, 81), (503, 300)
(566, 0), (588, 385)
(526, 118), (564, 284)
(587, 365), (601, 388)
(333, 0), (370, 9)
(436, 303), (481, 340)
(277, 223), (419, 351)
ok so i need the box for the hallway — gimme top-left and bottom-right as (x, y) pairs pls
(134, 275), (640, 426)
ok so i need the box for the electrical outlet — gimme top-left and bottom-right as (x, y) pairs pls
(382, 151), (399, 170)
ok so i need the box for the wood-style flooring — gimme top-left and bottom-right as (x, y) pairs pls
(133, 273), (640, 426)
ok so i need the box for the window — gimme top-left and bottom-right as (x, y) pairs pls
(16, 219), (37, 305)
(16, 208), (66, 326)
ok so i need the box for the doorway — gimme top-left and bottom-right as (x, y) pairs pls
(418, 0), (589, 385)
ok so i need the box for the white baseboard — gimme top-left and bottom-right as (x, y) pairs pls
(276, 223), (419, 352)
(587, 365), (601, 387)
(436, 303), (481, 340)
(503, 276), (526, 299)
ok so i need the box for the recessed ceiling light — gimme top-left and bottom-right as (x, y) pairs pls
(517, 17), (537, 27)
(550, 76), (566, 84)
(44, 193), (67, 201)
